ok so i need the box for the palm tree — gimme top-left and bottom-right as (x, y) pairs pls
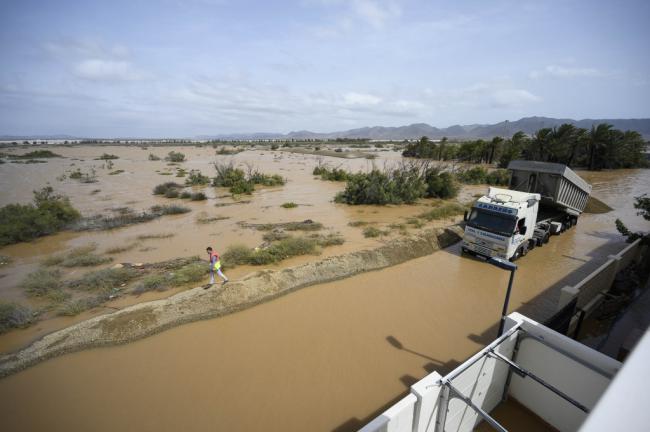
(587, 124), (613, 170)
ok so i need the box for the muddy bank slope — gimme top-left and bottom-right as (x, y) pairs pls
(0, 225), (463, 378)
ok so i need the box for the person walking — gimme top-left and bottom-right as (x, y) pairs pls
(206, 246), (229, 286)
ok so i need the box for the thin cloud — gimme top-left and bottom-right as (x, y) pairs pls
(530, 65), (605, 79)
(74, 59), (145, 82)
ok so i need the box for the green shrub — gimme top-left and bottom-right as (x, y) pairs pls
(165, 151), (186, 162)
(456, 167), (488, 184)
(271, 144), (279, 150)
(170, 262), (207, 285)
(190, 192), (207, 201)
(180, 191), (191, 199)
(153, 182), (182, 195)
(222, 244), (254, 265)
(148, 153), (161, 161)
(164, 188), (180, 198)
(20, 268), (62, 297)
(229, 180), (254, 195)
(362, 226), (383, 238)
(108, 169), (125, 175)
(212, 162), (246, 187)
(486, 169), (510, 186)
(0, 187), (80, 246)
(0, 302), (32, 333)
(68, 168), (97, 183)
(281, 202), (298, 208)
(313, 165), (350, 181)
(44, 244), (112, 267)
(185, 170), (211, 186)
(151, 204), (191, 215)
(425, 170), (459, 199)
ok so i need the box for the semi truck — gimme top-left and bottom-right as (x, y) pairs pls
(461, 160), (592, 261)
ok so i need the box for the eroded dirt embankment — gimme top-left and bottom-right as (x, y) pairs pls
(0, 225), (463, 378)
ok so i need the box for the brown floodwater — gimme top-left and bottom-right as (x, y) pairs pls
(0, 147), (647, 431)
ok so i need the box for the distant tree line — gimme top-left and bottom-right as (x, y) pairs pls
(403, 123), (648, 170)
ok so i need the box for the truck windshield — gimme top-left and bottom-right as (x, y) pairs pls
(467, 209), (516, 236)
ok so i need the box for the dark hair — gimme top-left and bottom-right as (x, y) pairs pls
(206, 247), (212, 251)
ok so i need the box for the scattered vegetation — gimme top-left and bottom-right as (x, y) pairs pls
(69, 167), (97, 183)
(616, 195), (650, 244)
(67, 267), (138, 292)
(11, 150), (61, 159)
(223, 233), (344, 266)
(165, 188), (180, 198)
(137, 232), (175, 240)
(240, 220), (323, 232)
(165, 151), (186, 162)
(133, 262), (207, 294)
(43, 244), (112, 268)
(215, 147), (242, 155)
(71, 204), (190, 231)
(0, 302), (32, 334)
(0, 187), (81, 246)
(148, 153), (161, 161)
(20, 267), (63, 297)
(281, 202), (298, 208)
(108, 169), (125, 175)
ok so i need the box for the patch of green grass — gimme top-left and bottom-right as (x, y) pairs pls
(362, 226), (384, 238)
(262, 231), (290, 242)
(95, 153), (119, 160)
(105, 243), (140, 254)
(20, 268), (63, 297)
(153, 182), (183, 195)
(281, 202), (298, 208)
(133, 274), (168, 294)
(12, 150), (61, 159)
(417, 202), (466, 221)
(57, 296), (106, 316)
(165, 151), (186, 162)
(67, 267), (138, 292)
(165, 188), (180, 198)
(170, 262), (207, 285)
(148, 153), (161, 161)
(348, 221), (368, 227)
(0, 301), (33, 334)
(137, 233), (175, 240)
(406, 218), (425, 228)
(195, 212), (229, 224)
(190, 192), (207, 201)
(108, 169), (125, 175)
(150, 204), (191, 215)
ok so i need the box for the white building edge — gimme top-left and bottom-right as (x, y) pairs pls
(360, 312), (649, 432)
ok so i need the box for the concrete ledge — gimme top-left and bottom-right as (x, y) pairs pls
(0, 225), (464, 379)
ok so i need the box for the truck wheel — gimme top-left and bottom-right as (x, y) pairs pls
(510, 247), (521, 262)
(521, 245), (528, 257)
(536, 237), (544, 247)
(543, 233), (550, 244)
(528, 239), (536, 250)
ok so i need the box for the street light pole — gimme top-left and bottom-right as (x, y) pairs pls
(487, 257), (518, 337)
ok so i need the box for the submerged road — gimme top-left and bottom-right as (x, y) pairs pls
(0, 170), (647, 431)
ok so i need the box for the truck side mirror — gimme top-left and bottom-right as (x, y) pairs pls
(463, 210), (468, 221)
(520, 226), (527, 235)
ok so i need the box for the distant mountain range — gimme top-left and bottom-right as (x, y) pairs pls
(201, 117), (650, 140)
(3, 117), (650, 141)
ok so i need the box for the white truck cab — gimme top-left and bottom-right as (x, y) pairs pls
(462, 187), (540, 260)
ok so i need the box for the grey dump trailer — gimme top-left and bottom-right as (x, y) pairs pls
(461, 161), (592, 261)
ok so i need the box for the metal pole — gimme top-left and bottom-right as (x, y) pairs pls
(498, 268), (516, 336)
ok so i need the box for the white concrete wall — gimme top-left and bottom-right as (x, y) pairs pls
(359, 394), (417, 432)
(411, 372), (442, 432)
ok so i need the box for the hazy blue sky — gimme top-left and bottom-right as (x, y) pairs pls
(1, 0), (648, 137)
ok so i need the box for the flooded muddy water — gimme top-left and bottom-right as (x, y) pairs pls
(0, 147), (647, 431)
(2, 145), (455, 350)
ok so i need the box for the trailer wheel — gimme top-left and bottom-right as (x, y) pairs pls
(543, 233), (550, 244)
(536, 237), (544, 247)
